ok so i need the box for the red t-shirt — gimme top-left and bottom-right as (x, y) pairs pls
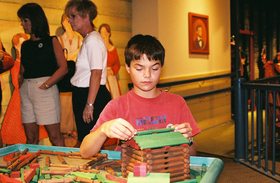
(92, 90), (200, 136)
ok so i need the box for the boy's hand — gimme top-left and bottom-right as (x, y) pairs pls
(173, 123), (192, 138)
(101, 118), (137, 140)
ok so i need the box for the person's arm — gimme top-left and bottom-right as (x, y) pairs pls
(83, 69), (102, 123)
(40, 37), (68, 89)
(18, 63), (24, 87)
(83, 34), (108, 122)
(0, 50), (14, 74)
(80, 126), (107, 158)
(80, 118), (136, 158)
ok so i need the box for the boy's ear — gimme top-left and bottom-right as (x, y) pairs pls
(125, 64), (130, 74)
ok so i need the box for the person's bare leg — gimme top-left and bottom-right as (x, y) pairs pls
(44, 123), (65, 146)
(23, 123), (39, 144)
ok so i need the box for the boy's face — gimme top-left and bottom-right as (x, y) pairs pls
(126, 54), (162, 97)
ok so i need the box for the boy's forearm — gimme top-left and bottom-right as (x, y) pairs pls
(80, 128), (107, 158)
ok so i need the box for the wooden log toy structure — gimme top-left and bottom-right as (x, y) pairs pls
(121, 128), (191, 182)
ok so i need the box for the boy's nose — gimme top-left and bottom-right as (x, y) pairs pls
(144, 69), (151, 78)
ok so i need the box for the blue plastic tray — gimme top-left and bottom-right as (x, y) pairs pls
(0, 144), (223, 183)
(188, 156), (223, 183)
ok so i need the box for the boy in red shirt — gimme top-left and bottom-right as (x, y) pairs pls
(80, 34), (201, 157)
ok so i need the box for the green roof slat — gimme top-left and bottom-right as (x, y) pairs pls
(133, 132), (189, 149)
(136, 128), (175, 136)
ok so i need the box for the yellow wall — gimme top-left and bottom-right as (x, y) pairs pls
(132, 0), (231, 80)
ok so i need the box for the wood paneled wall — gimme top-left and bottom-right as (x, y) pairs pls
(162, 72), (232, 130)
(0, 0), (132, 121)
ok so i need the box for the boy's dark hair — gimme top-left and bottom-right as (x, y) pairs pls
(65, 0), (97, 28)
(125, 34), (165, 66)
(17, 3), (50, 38)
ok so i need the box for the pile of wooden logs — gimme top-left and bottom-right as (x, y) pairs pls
(0, 148), (124, 183)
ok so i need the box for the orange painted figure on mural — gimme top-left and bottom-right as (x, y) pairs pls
(98, 23), (121, 99)
(0, 37), (15, 147)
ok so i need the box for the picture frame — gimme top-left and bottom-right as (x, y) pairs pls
(188, 12), (209, 54)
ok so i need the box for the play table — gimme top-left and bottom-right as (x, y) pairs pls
(0, 144), (223, 182)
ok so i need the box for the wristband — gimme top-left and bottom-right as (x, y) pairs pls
(44, 83), (50, 88)
(86, 103), (94, 107)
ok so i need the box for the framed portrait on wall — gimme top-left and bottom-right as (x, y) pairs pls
(188, 12), (209, 54)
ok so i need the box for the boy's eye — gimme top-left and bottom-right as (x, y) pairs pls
(134, 65), (143, 71)
(152, 66), (160, 71)
(135, 67), (142, 71)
